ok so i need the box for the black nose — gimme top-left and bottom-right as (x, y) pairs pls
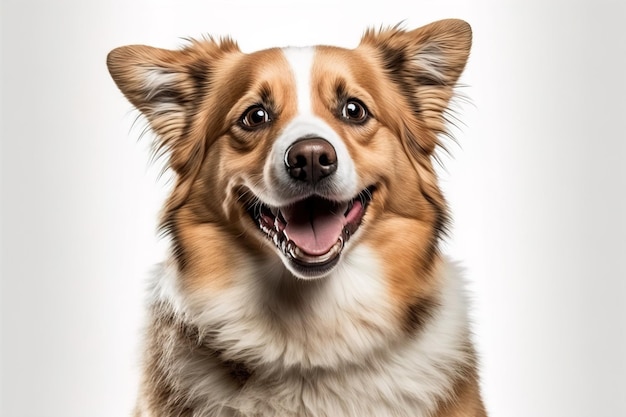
(284, 137), (338, 185)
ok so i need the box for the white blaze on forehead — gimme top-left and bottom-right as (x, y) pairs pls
(256, 46), (358, 206)
(281, 46), (315, 116)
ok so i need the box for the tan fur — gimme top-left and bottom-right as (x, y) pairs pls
(108, 19), (486, 417)
(434, 359), (487, 417)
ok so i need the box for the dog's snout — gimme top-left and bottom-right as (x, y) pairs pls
(284, 138), (337, 185)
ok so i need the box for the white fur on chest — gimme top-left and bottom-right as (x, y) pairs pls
(148, 248), (472, 417)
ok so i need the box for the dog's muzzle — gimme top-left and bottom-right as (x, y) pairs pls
(242, 136), (374, 279)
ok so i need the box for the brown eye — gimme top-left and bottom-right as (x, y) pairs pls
(341, 100), (368, 123)
(241, 105), (271, 129)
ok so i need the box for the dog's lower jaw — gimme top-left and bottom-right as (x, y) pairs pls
(279, 240), (344, 279)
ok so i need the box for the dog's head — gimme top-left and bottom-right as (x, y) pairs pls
(108, 20), (471, 283)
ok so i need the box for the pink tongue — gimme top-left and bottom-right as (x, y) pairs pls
(282, 199), (345, 256)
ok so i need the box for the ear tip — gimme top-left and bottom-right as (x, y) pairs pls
(106, 45), (155, 78)
(454, 19), (472, 41)
(434, 19), (472, 52)
(436, 18), (472, 38)
(107, 44), (151, 63)
(106, 46), (131, 72)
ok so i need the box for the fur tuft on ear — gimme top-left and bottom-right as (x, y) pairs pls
(360, 19), (472, 152)
(106, 39), (240, 176)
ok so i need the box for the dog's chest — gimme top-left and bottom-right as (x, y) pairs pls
(175, 352), (443, 417)
(230, 372), (431, 417)
(148, 255), (470, 417)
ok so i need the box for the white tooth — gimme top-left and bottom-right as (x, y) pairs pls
(286, 241), (296, 258)
(274, 215), (281, 231)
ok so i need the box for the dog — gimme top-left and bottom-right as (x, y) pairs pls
(107, 18), (486, 417)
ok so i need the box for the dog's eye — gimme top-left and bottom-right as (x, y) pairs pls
(341, 100), (368, 123)
(241, 105), (271, 129)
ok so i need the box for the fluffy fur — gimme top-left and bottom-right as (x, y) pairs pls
(108, 19), (486, 417)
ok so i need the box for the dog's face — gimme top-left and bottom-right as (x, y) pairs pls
(108, 20), (471, 286)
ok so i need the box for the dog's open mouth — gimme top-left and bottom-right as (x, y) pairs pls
(245, 187), (374, 275)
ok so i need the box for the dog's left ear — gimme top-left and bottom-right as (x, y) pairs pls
(107, 39), (241, 210)
(361, 19), (472, 152)
(107, 39), (240, 176)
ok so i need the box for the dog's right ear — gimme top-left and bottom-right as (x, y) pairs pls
(107, 40), (239, 176)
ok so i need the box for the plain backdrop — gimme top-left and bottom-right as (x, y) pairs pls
(2, 1), (625, 416)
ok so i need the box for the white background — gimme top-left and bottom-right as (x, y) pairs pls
(2, 1), (625, 416)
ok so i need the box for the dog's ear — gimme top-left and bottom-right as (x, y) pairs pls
(107, 40), (240, 175)
(361, 19), (472, 153)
